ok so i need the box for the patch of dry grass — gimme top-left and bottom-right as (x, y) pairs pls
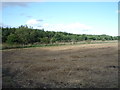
(2, 42), (118, 88)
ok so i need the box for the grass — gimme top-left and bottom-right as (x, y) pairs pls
(2, 43), (66, 50)
(2, 40), (117, 50)
(2, 42), (118, 88)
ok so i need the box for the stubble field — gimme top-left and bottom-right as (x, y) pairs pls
(2, 42), (118, 88)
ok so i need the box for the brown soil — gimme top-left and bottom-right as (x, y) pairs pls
(2, 43), (118, 88)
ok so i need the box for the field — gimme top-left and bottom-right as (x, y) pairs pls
(2, 42), (118, 88)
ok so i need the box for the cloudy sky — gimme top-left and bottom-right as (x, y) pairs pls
(1, 1), (118, 36)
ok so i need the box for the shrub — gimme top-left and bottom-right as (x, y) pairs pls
(6, 34), (18, 44)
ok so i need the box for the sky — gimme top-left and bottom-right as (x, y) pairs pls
(1, 2), (119, 36)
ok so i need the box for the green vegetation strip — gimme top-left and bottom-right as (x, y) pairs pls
(1, 25), (118, 50)
(2, 41), (117, 50)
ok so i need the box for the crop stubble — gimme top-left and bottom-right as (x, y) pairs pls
(2, 43), (118, 88)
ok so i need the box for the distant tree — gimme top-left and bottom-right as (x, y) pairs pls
(1, 25), (118, 45)
(102, 38), (106, 41)
(40, 37), (50, 44)
(6, 34), (18, 44)
(50, 37), (57, 43)
(81, 34), (88, 40)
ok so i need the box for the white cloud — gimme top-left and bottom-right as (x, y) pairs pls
(42, 22), (92, 30)
(24, 21), (117, 36)
(65, 23), (92, 30)
(40, 22), (92, 34)
(43, 23), (49, 27)
(26, 19), (42, 25)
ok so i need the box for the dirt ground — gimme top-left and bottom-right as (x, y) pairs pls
(2, 42), (118, 88)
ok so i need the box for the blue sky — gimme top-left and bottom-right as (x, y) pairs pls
(1, 2), (118, 36)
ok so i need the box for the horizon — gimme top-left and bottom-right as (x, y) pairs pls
(1, 2), (118, 36)
(1, 25), (118, 37)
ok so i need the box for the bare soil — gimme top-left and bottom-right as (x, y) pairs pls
(2, 42), (118, 88)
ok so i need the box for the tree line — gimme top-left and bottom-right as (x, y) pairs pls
(1, 25), (118, 45)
